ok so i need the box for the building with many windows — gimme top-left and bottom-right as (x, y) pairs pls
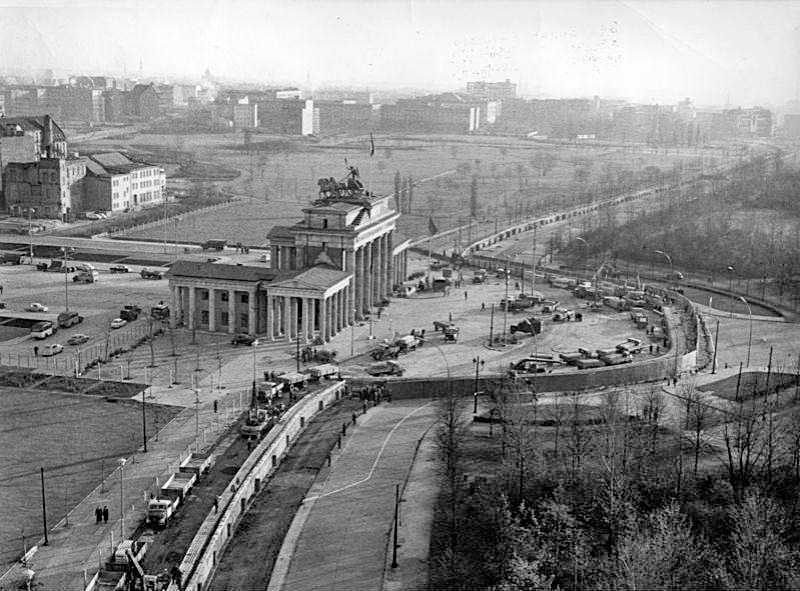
(4, 156), (87, 220)
(82, 152), (166, 212)
(166, 167), (410, 341)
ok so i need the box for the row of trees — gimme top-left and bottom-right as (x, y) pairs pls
(432, 373), (800, 590)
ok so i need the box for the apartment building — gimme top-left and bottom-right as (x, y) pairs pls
(82, 152), (166, 213)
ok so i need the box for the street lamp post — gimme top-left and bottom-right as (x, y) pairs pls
(117, 458), (126, 539)
(472, 357), (484, 414)
(28, 208), (35, 261)
(654, 250), (673, 280)
(502, 269), (510, 345)
(739, 296), (753, 367)
(727, 265), (736, 318)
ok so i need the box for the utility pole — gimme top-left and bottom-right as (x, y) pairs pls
(531, 224), (538, 295)
(40, 467), (48, 546)
(141, 388), (148, 453)
(489, 303), (494, 346)
(194, 388), (200, 453)
(712, 318), (720, 374)
(63, 247), (69, 312)
(502, 270), (509, 345)
(391, 483), (399, 568)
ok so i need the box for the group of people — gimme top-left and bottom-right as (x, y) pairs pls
(94, 505), (109, 524)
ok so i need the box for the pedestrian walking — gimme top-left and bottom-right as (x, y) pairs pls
(352, 412), (357, 425)
(33, 346), (39, 357)
(649, 344), (653, 354)
(95, 506), (102, 523)
(464, 291), (468, 301)
(0, 284), (4, 295)
(449, 312), (452, 322)
(213, 497), (219, 513)
(481, 302), (485, 311)
(102, 506), (109, 523)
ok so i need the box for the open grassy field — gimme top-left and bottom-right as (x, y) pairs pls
(0, 388), (179, 567)
(72, 131), (714, 246)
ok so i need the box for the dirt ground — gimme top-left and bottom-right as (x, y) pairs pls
(70, 131), (710, 245)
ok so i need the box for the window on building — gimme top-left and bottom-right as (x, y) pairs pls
(201, 310), (209, 324)
(241, 293), (249, 304)
(322, 218), (328, 229)
(201, 290), (209, 300)
(240, 312), (248, 327)
(221, 292), (229, 302)
(220, 312), (228, 325)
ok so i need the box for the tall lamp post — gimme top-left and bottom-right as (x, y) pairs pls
(501, 268), (510, 345)
(27, 207), (36, 261)
(739, 296), (753, 367)
(472, 356), (485, 414)
(117, 458), (126, 539)
(575, 236), (588, 273)
(726, 265), (736, 318)
(654, 249), (673, 279)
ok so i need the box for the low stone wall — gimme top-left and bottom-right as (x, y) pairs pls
(170, 381), (346, 591)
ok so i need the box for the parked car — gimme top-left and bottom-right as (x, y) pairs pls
(110, 318), (127, 329)
(40, 343), (64, 357)
(367, 360), (404, 376)
(231, 333), (258, 346)
(27, 302), (48, 312)
(57, 311), (83, 328)
(73, 271), (98, 283)
(67, 333), (90, 345)
(119, 308), (138, 322)
(109, 264), (130, 273)
(85, 212), (103, 220)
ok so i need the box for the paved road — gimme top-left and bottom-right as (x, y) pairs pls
(270, 399), (438, 591)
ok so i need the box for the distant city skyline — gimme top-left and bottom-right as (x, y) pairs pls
(2, 0), (799, 107)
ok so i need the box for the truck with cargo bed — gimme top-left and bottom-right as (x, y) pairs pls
(240, 408), (274, 440)
(146, 472), (196, 527)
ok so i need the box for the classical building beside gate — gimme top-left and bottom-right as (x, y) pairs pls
(166, 168), (410, 342)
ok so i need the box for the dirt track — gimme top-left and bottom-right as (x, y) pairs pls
(207, 399), (361, 591)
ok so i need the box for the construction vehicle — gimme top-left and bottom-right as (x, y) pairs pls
(443, 325), (459, 342)
(73, 270), (99, 283)
(150, 302), (170, 320)
(509, 317), (542, 335)
(541, 300), (559, 313)
(257, 380), (282, 402)
(395, 334), (421, 352)
(308, 363), (338, 381)
(119, 307), (139, 322)
(601, 353), (633, 366)
(57, 311), (84, 328)
(240, 408), (274, 440)
(367, 360), (404, 376)
(140, 268), (163, 280)
(146, 472), (196, 527)
(558, 351), (584, 365)
(276, 371), (308, 390)
(472, 269), (487, 284)
(371, 344), (401, 361)
(509, 355), (564, 375)
(576, 358), (605, 369)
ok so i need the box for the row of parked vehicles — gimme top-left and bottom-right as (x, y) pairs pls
(508, 338), (645, 375)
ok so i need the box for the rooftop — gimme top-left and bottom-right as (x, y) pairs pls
(166, 260), (281, 283)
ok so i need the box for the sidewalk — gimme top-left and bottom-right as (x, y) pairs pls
(270, 400), (438, 591)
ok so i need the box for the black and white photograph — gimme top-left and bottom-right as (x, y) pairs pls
(1, 1), (800, 589)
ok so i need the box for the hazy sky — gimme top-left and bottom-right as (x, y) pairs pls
(2, 0), (799, 106)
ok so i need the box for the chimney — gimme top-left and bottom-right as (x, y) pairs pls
(43, 114), (54, 158)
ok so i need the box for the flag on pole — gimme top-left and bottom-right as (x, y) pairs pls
(428, 216), (438, 236)
(369, 133), (375, 157)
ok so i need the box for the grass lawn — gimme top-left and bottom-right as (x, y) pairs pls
(0, 388), (179, 567)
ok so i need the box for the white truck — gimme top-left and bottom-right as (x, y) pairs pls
(146, 472), (196, 527)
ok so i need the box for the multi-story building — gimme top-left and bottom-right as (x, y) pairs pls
(4, 156), (87, 220)
(313, 89), (372, 104)
(466, 79), (517, 101)
(0, 115), (67, 205)
(381, 93), (482, 134)
(46, 86), (106, 123)
(257, 98), (305, 134)
(127, 84), (160, 119)
(82, 152), (166, 213)
(166, 167), (410, 341)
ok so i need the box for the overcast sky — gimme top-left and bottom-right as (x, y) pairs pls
(2, 0), (799, 107)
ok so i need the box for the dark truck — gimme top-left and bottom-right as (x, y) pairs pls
(0, 252), (23, 265)
(38, 260), (75, 273)
(202, 239), (228, 251)
(510, 317), (542, 335)
(140, 268), (164, 280)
